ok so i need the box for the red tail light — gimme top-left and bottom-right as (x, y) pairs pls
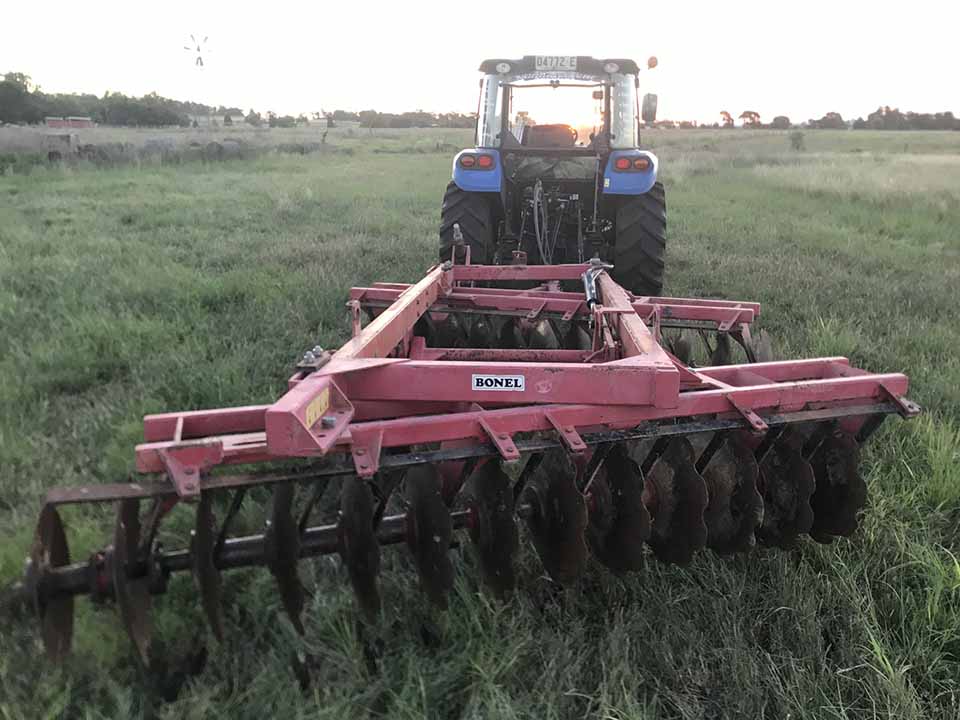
(633, 157), (651, 171)
(477, 154), (494, 169)
(614, 157), (631, 171)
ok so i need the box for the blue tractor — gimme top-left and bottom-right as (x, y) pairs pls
(440, 55), (665, 295)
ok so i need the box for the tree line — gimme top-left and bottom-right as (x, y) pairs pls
(0, 73), (476, 130)
(2, 72), (956, 132)
(654, 108), (959, 130)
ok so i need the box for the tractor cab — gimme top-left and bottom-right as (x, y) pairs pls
(475, 55), (657, 153)
(443, 55), (666, 296)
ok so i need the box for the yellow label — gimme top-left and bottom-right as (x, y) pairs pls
(304, 387), (330, 428)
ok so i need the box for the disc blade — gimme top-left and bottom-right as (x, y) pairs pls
(460, 460), (518, 598)
(434, 314), (467, 348)
(468, 316), (495, 348)
(521, 449), (588, 585)
(669, 332), (694, 366)
(264, 483), (306, 634)
(338, 478), (381, 622)
(757, 437), (816, 548)
(498, 318), (526, 349)
(404, 465), (454, 608)
(701, 436), (763, 554)
(527, 319), (560, 350)
(747, 329), (774, 363)
(586, 444), (650, 573)
(564, 322), (592, 351)
(112, 499), (151, 668)
(710, 333), (732, 366)
(644, 438), (708, 565)
(809, 432), (865, 541)
(191, 492), (224, 641)
(29, 506), (73, 661)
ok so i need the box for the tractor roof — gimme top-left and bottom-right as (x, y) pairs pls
(479, 56), (640, 77)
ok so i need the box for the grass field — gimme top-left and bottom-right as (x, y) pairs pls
(1, 128), (958, 719)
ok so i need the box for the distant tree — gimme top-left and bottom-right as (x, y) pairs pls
(809, 111), (845, 129)
(244, 109), (262, 127)
(331, 109), (360, 122)
(0, 72), (45, 124)
(223, 114), (233, 126)
(268, 113), (296, 128)
(739, 110), (761, 127)
(771, 115), (791, 129)
(852, 117), (867, 129)
(720, 110), (734, 128)
(296, 113), (310, 126)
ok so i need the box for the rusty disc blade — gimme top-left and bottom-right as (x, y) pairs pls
(644, 438), (708, 565)
(586, 444), (650, 573)
(191, 492), (224, 641)
(709, 332), (732, 366)
(404, 465), (454, 608)
(435, 314), (468, 348)
(668, 332), (694, 366)
(528, 319), (560, 350)
(564, 322), (592, 351)
(809, 432), (866, 541)
(468, 316), (495, 348)
(112, 499), (151, 668)
(265, 483), (306, 634)
(757, 439), (816, 548)
(499, 318), (526, 349)
(746, 329), (774, 364)
(338, 478), (381, 622)
(521, 449), (588, 585)
(28, 505), (73, 661)
(702, 436), (763, 555)
(460, 460), (518, 598)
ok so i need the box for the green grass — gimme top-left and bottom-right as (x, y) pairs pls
(1, 129), (958, 719)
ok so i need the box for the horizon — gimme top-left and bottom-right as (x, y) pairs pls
(3, 0), (958, 125)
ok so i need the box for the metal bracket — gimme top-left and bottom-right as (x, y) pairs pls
(477, 416), (520, 462)
(725, 394), (769, 434)
(157, 442), (224, 498)
(879, 383), (921, 418)
(544, 411), (587, 453)
(525, 300), (547, 320)
(350, 429), (383, 479)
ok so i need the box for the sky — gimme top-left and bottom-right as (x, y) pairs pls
(3, 0), (958, 125)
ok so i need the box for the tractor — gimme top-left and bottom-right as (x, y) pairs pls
(440, 55), (665, 296)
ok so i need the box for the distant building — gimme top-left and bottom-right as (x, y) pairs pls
(44, 116), (95, 129)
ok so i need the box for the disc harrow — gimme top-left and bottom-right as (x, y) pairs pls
(8, 259), (919, 668)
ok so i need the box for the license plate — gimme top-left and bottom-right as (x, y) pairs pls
(535, 55), (577, 71)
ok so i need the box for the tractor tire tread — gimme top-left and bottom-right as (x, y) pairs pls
(439, 181), (495, 264)
(613, 181), (667, 296)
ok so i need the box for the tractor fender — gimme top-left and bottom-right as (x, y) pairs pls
(452, 149), (503, 193)
(602, 150), (659, 195)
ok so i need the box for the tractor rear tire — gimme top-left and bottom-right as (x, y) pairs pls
(439, 181), (496, 264)
(613, 181), (667, 296)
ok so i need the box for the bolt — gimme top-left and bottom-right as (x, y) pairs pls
(184, 468), (195, 475)
(302, 351), (316, 364)
(355, 448), (365, 456)
(442, 260), (453, 271)
(312, 345), (323, 355)
(321, 415), (337, 429)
